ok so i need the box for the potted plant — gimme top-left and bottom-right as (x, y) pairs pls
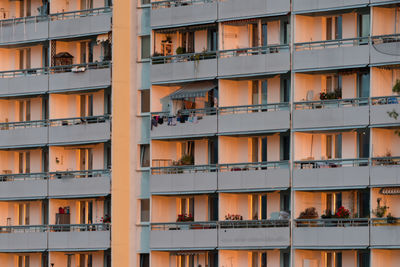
(387, 213), (397, 224)
(393, 79), (400, 94)
(177, 213), (194, 222)
(298, 207), (318, 219)
(176, 46), (186, 55)
(335, 206), (350, 219)
(373, 198), (389, 218)
(225, 214), (243, 221)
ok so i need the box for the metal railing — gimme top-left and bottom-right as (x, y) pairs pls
(295, 218), (369, 227)
(371, 156), (400, 166)
(294, 98), (369, 110)
(48, 115), (110, 127)
(294, 158), (369, 169)
(371, 95), (400, 105)
(151, 221), (217, 230)
(0, 169), (110, 182)
(0, 15), (48, 25)
(219, 103), (289, 114)
(0, 120), (47, 130)
(370, 217), (400, 226)
(219, 219), (289, 228)
(48, 223), (111, 232)
(219, 161), (289, 172)
(151, 0), (214, 9)
(295, 37), (370, 51)
(371, 33), (400, 44)
(152, 51), (217, 64)
(219, 44), (289, 58)
(152, 159), (174, 168)
(49, 7), (112, 21)
(49, 169), (110, 179)
(151, 164), (217, 175)
(0, 61), (111, 78)
(0, 225), (47, 233)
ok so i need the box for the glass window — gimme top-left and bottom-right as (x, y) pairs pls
(140, 144), (150, 167)
(141, 90), (150, 113)
(141, 36), (150, 59)
(141, 0), (150, 5)
(140, 199), (150, 222)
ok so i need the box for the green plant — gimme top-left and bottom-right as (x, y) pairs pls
(387, 213), (397, 224)
(393, 79), (400, 94)
(176, 46), (186, 55)
(298, 207), (318, 219)
(178, 154), (194, 165)
(320, 88), (342, 100)
(373, 198), (389, 218)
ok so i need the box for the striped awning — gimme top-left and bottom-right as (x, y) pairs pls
(169, 81), (216, 100)
(380, 187), (400, 195)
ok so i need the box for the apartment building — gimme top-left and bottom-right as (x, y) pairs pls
(0, 0), (112, 266)
(115, 0), (400, 266)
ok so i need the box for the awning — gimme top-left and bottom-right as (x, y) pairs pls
(380, 187), (400, 195)
(169, 82), (216, 100)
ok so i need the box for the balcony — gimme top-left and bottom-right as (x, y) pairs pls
(218, 220), (290, 248)
(49, 8), (112, 39)
(293, 159), (370, 189)
(151, 53), (217, 83)
(48, 224), (111, 250)
(150, 0), (217, 29)
(150, 222), (218, 250)
(218, 103), (290, 134)
(371, 157), (400, 187)
(0, 68), (49, 97)
(292, 0), (369, 13)
(0, 120), (48, 148)
(293, 219), (369, 247)
(218, 162), (290, 192)
(218, 46), (290, 78)
(48, 62), (112, 93)
(371, 218), (400, 247)
(370, 96), (400, 126)
(150, 109), (217, 139)
(48, 116), (111, 145)
(0, 17), (48, 45)
(48, 169), (111, 198)
(150, 165), (217, 194)
(293, 98), (369, 130)
(218, 0), (290, 21)
(0, 225), (47, 252)
(293, 38), (370, 71)
(0, 173), (47, 200)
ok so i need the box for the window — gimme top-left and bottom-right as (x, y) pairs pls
(140, 254), (150, 267)
(140, 199), (150, 222)
(140, 144), (150, 167)
(140, 90), (150, 113)
(18, 255), (30, 267)
(141, 36), (150, 59)
(141, 0), (150, 5)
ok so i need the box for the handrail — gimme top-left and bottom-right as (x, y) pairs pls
(295, 36), (370, 51)
(0, 115), (110, 130)
(0, 225), (47, 233)
(371, 33), (400, 44)
(370, 217), (400, 225)
(151, 0), (214, 9)
(151, 108), (217, 117)
(48, 115), (110, 126)
(219, 161), (289, 172)
(294, 158), (369, 169)
(151, 51), (217, 64)
(0, 61), (111, 78)
(219, 103), (290, 114)
(219, 44), (289, 58)
(0, 169), (110, 182)
(0, 15), (47, 25)
(49, 7), (112, 20)
(371, 95), (400, 105)
(294, 98), (369, 110)
(371, 156), (400, 166)
(151, 164), (217, 174)
(0, 224), (111, 233)
(295, 218), (369, 227)
(151, 221), (217, 230)
(219, 219), (289, 228)
(48, 169), (111, 179)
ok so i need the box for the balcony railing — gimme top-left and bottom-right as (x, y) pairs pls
(0, 169), (110, 182)
(371, 95), (400, 105)
(371, 156), (400, 166)
(49, 7), (112, 21)
(295, 37), (370, 51)
(219, 219), (289, 228)
(295, 218), (369, 227)
(152, 51), (217, 64)
(0, 224), (110, 233)
(0, 115), (110, 130)
(371, 33), (400, 45)
(219, 103), (289, 114)
(0, 225), (47, 233)
(151, 221), (217, 230)
(0, 61), (111, 78)
(219, 45), (289, 58)
(371, 217), (400, 226)
(151, 164), (217, 175)
(294, 158), (369, 169)
(294, 98), (369, 110)
(0, 15), (47, 26)
(151, 0), (214, 9)
(219, 161), (289, 172)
